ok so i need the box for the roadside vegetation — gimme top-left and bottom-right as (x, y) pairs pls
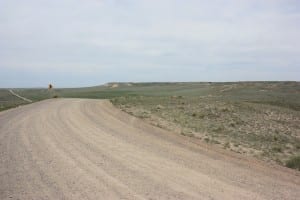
(0, 89), (28, 111)
(1, 82), (299, 170)
(286, 155), (300, 170)
(109, 82), (300, 169)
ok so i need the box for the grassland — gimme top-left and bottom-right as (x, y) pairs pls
(1, 82), (300, 169)
(108, 82), (300, 168)
(0, 89), (29, 111)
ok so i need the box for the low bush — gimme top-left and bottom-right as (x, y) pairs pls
(286, 156), (300, 170)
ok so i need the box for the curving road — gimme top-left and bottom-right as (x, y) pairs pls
(0, 99), (299, 200)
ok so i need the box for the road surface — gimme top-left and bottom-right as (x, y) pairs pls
(0, 99), (299, 200)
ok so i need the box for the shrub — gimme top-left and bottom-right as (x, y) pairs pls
(272, 146), (282, 153)
(286, 155), (300, 170)
(224, 142), (230, 149)
(204, 138), (210, 143)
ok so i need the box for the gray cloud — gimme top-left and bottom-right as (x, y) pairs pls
(0, 0), (299, 87)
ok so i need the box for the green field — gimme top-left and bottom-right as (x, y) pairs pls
(1, 82), (300, 169)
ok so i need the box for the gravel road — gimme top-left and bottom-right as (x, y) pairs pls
(0, 99), (299, 200)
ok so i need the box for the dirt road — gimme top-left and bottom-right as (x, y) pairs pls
(0, 99), (299, 200)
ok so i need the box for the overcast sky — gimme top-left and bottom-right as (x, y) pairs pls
(0, 0), (299, 87)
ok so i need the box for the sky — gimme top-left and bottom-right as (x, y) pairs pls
(0, 0), (299, 87)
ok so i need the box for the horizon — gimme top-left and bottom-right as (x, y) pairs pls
(1, 80), (299, 89)
(1, 0), (300, 87)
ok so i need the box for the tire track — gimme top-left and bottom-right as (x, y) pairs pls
(8, 89), (32, 103)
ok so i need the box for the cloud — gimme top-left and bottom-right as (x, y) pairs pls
(0, 0), (299, 87)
